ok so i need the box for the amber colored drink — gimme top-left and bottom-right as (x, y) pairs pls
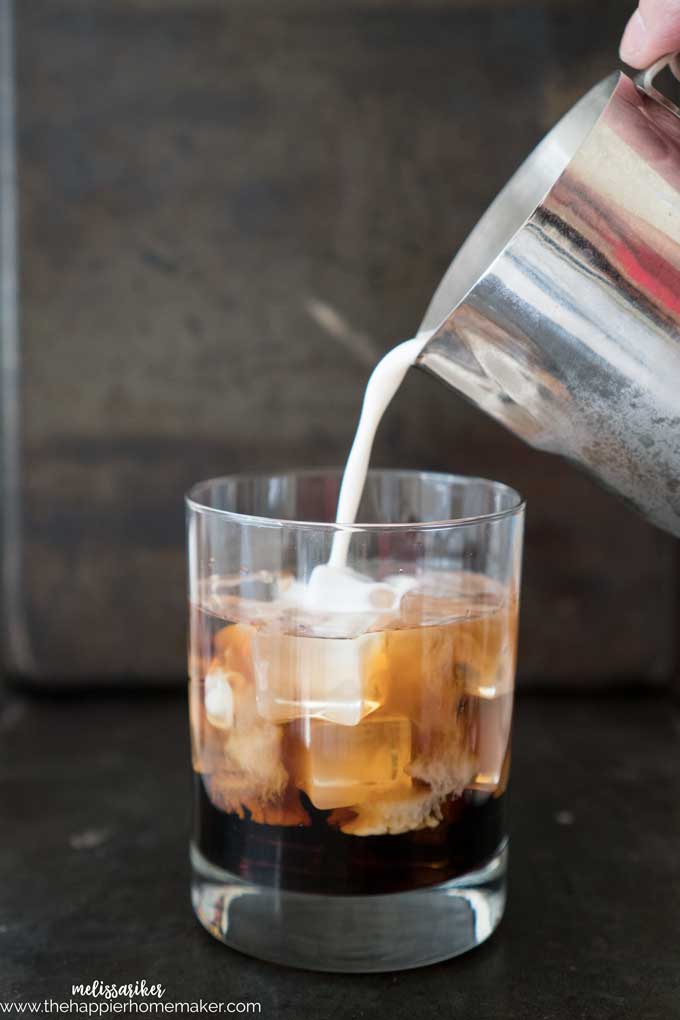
(189, 570), (517, 896)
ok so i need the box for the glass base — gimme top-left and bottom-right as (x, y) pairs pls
(190, 840), (507, 972)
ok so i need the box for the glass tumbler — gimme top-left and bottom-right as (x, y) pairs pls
(187, 469), (524, 971)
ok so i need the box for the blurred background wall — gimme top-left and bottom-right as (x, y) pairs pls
(6, 0), (677, 687)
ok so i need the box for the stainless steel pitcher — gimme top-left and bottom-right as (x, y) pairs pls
(417, 55), (680, 537)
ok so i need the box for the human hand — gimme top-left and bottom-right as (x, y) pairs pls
(620, 0), (680, 68)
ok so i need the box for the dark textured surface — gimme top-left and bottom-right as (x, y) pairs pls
(2, 689), (679, 1017)
(14, 0), (679, 686)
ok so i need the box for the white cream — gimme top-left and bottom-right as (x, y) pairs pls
(299, 333), (433, 613)
(204, 668), (235, 729)
(329, 334), (432, 567)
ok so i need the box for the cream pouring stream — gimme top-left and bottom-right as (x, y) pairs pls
(304, 332), (434, 610)
(329, 334), (433, 567)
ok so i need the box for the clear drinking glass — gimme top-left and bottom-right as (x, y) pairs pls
(187, 469), (524, 971)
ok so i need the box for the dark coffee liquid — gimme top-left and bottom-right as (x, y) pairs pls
(193, 773), (506, 896)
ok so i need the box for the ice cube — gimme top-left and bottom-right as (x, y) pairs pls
(205, 770), (310, 826)
(493, 744), (511, 799)
(196, 629), (292, 819)
(253, 629), (389, 725)
(202, 572), (289, 625)
(278, 567), (401, 639)
(204, 666), (236, 729)
(223, 719), (287, 793)
(382, 573), (417, 599)
(407, 729), (477, 799)
(274, 605), (385, 640)
(204, 699), (290, 819)
(468, 693), (513, 792)
(398, 570), (504, 628)
(383, 599), (516, 720)
(205, 731), (289, 817)
(214, 623), (255, 677)
(306, 564), (402, 613)
(328, 785), (443, 836)
(234, 787), (311, 827)
(290, 714), (412, 810)
(265, 567), (416, 639)
(382, 622), (467, 724)
(454, 611), (517, 700)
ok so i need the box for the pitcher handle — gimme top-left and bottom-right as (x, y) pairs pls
(634, 52), (680, 118)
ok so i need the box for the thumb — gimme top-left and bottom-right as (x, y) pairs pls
(620, 0), (680, 68)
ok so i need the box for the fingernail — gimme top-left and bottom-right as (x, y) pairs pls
(620, 8), (647, 63)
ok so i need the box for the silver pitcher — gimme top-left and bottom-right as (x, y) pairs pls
(417, 54), (680, 537)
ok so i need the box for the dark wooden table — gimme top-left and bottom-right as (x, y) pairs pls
(1, 689), (678, 1019)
